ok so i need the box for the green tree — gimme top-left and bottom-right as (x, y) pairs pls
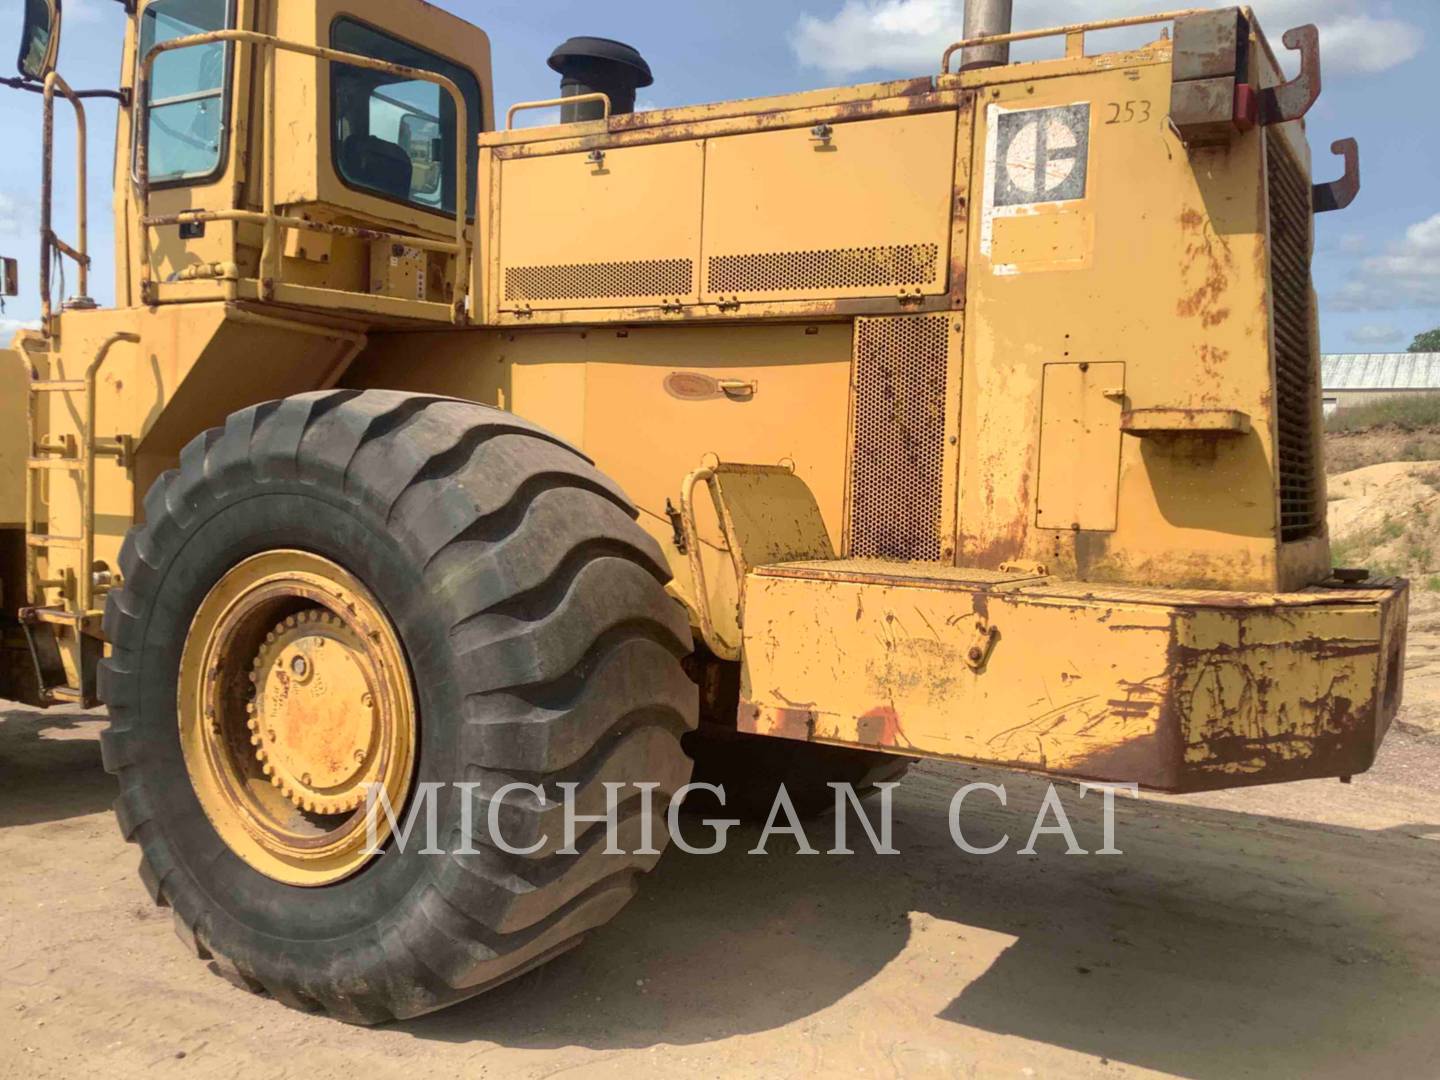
(1410, 328), (1440, 353)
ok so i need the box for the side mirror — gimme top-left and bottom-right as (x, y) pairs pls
(1, 257), (18, 296)
(18, 0), (61, 83)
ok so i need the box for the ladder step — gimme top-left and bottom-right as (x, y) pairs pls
(31, 380), (86, 392)
(26, 535), (83, 549)
(46, 687), (84, 704)
(27, 457), (84, 471)
(26, 607), (97, 629)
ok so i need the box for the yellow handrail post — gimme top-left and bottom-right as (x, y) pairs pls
(40, 71), (90, 325)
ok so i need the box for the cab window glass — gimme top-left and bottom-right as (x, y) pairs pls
(138, 0), (234, 183)
(330, 18), (481, 218)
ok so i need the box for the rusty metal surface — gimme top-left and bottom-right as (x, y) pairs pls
(39, 71), (90, 325)
(1169, 77), (1239, 140)
(941, 8), (1206, 74)
(1172, 8), (1244, 82)
(756, 559), (1042, 589)
(1258, 25), (1321, 125)
(739, 560), (1407, 793)
(1313, 138), (1360, 214)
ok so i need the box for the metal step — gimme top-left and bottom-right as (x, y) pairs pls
(30, 380), (86, 392)
(25, 607), (97, 629)
(25, 535), (83, 549)
(26, 457), (84, 471)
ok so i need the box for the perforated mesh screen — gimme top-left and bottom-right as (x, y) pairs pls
(708, 244), (940, 295)
(505, 258), (694, 302)
(849, 315), (951, 562)
(1267, 140), (1321, 543)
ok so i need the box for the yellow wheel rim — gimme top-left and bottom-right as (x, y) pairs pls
(178, 551), (417, 887)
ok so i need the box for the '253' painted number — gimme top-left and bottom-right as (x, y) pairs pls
(1105, 100), (1152, 124)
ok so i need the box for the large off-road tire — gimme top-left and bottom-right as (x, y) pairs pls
(99, 390), (697, 1023)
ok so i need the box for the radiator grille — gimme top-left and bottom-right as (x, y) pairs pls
(849, 315), (950, 562)
(1267, 139), (1321, 543)
(505, 258), (693, 302)
(709, 243), (940, 295)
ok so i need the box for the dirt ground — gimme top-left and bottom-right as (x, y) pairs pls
(2, 694), (1438, 1080)
(1325, 427), (1440, 476)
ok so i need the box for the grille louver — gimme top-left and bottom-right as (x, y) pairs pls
(1267, 139), (1321, 544)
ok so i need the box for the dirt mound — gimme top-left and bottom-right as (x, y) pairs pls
(1326, 460), (1440, 582)
(1325, 427), (1440, 475)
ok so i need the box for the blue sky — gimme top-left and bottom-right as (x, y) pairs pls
(0, 0), (1434, 352)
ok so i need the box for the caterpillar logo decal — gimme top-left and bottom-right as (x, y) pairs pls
(991, 103), (1091, 207)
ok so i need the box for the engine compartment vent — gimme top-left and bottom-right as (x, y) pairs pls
(1267, 138), (1321, 544)
(505, 258), (694, 302)
(708, 243), (940, 296)
(848, 314), (951, 562)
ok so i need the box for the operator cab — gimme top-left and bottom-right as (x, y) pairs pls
(118, 0), (493, 324)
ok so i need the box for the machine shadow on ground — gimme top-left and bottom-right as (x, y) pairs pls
(403, 764), (1440, 1078)
(0, 707), (115, 827)
(4, 704), (1436, 1078)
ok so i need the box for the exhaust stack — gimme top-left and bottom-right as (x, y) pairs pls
(961, 0), (1014, 71)
(547, 37), (654, 124)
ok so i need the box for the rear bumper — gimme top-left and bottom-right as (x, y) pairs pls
(738, 561), (1409, 794)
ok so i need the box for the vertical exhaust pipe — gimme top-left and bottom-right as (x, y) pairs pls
(961, 0), (1014, 71)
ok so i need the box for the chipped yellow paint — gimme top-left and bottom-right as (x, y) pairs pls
(11, 3), (1407, 797)
(740, 561), (1407, 793)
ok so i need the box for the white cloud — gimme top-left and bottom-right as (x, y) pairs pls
(790, 0), (1422, 78)
(1347, 324), (1406, 347)
(1314, 15), (1422, 74)
(0, 193), (22, 237)
(1332, 213), (1440, 313)
(0, 317), (40, 347)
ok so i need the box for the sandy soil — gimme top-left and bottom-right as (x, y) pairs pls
(1327, 461), (1440, 541)
(2, 699), (1438, 1080)
(1399, 590), (1440, 740)
(1324, 428), (1440, 476)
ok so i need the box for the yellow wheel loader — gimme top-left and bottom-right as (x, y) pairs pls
(0, 0), (1404, 1022)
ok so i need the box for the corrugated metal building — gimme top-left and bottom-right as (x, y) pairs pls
(1321, 353), (1440, 415)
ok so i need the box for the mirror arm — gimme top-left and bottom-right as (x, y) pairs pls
(0, 76), (129, 105)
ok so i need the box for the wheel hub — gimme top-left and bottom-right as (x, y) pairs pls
(250, 612), (382, 815)
(177, 551), (417, 887)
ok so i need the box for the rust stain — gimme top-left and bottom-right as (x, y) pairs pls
(771, 706), (819, 742)
(1176, 206), (1235, 329)
(856, 705), (910, 749)
(965, 462), (1032, 570)
(735, 701), (762, 733)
